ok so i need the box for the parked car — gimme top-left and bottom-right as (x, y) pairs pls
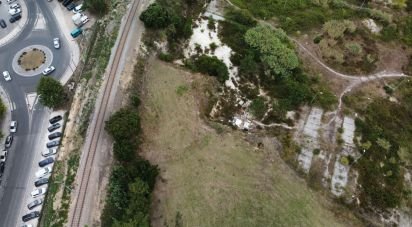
(72, 4), (83, 13)
(48, 132), (62, 140)
(31, 188), (47, 198)
(46, 140), (59, 148)
(9, 3), (20, 9)
(49, 115), (62, 124)
(5, 135), (13, 148)
(10, 121), (17, 133)
(27, 199), (43, 210)
(9, 8), (21, 16)
(2, 71), (11, 81)
(0, 19), (6, 28)
(22, 211), (40, 222)
(42, 66), (55, 76)
(21, 224), (33, 227)
(0, 150), (7, 162)
(66, 2), (76, 10)
(0, 162), (5, 177)
(6, 0), (17, 4)
(53, 38), (60, 49)
(48, 123), (61, 132)
(62, 0), (73, 7)
(9, 14), (21, 23)
(38, 157), (54, 167)
(35, 166), (52, 178)
(34, 177), (49, 187)
(42, 148), (57, 157)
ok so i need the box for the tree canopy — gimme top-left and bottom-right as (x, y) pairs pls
(139, 3), (172, 29)
(192, 55), (229, 83)
(37, 77), (66, 108)
(244, 25), (299, 76)
(105, 108), (140, 142)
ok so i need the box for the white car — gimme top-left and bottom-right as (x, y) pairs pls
(10, 121), (17, 133)
(80, 15), (89, 26)
(9, 8), (21, 16)
(42, 148), (57, 157)
(6, 0), (16, 4)
(2, 71), (11, 81)
(0, 150), (7, 162)
(35, 166), (52, 178)
(53, 38), (60, 49)
(72, 4), (83, 14)
(30, 188), (47, 198)
(42, 66), (55, 76)
(9, 3), (20, 10)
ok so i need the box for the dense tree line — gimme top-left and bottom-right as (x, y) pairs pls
(102, 100), (158, 227)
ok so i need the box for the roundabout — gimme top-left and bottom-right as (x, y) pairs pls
(12, 45), (53, 77)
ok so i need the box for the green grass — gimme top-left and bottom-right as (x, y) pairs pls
(230, 0), (362, 33)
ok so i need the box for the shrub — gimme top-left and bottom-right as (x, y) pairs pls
(322, 19), (356, 39)
(345, 42), (363, 55)
(158, 52), (174, 62)
(380, 24), (398, 42)
(140, 3), (172, 29)
(130, 94), (141, 108)
(192, 55), (229, 83)
(37, 77), (66, 108)
(249, 97), (267, 119)
(0, 98), (6, 119)
(84, 0), (109, 16)
(105, 108), (140, 142)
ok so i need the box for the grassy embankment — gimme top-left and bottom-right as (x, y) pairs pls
(141, 60), (361, 227)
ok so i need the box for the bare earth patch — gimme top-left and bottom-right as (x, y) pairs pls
(18, 49), (46, 70)
(140, 60), (362, 227)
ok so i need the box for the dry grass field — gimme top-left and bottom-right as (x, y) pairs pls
(140, 60), (361, 227)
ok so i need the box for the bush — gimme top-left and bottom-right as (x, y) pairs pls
(191, 55), (229, 83)
(0, 98), (6, 119)
(158, 52), (174, 62)
(380, 24), (398, 42)
(140, 3), (172, 29)
(84, 0), (109, 16)
(105, 108), (140, 142)
(249, 97), (267, 119)
(37, 77), (66, 108)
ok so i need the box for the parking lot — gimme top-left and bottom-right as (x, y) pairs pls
(0, 0), (27, 43)
(3, 110), (66, 226)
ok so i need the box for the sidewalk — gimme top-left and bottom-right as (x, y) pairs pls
(49, 1), (81, 85)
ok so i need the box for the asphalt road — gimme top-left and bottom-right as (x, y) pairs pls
(0, 0), (71, 225)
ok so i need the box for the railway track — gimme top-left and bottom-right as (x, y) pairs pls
(69, 0), (141, 226)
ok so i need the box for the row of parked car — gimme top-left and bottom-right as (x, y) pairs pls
(0, 121), (17, 180)
(0, 0), (23, 29)
(21, 115), (63, 224)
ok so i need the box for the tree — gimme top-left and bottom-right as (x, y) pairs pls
(244, 25), (299, 76)
(192, 55), (229, 83)
(139, 3), (171, 29)
(113, 140), (137, 162)
(37, 77), (66, 108)
(83, 0), (109, 16)
(407, 0), (412, 11)
(105, 108), (140, 142)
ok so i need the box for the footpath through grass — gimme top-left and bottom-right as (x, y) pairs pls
(141, 60), (361, 227)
